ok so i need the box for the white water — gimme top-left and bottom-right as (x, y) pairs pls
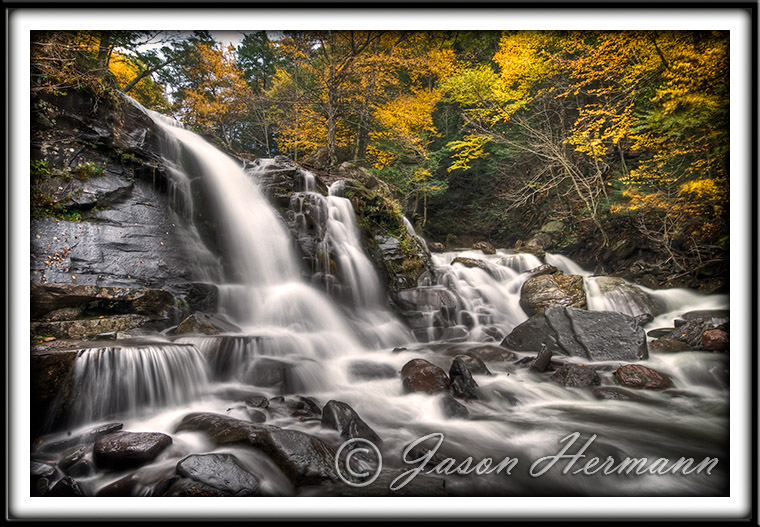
(37, 99), (729, 498)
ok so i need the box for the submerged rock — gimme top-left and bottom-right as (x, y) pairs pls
(246, 357), (304, 395)
(347, 360), (397, 381)
(614, 364), (671, 390)
(501, 305), (648, 362)
(440, 394), (469, 419)
(93, 431), (172, 470)
(401, 359), (451, 395)
(176, 453), (261, 496)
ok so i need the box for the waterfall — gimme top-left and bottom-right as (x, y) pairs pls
(38, 97), (728, 498)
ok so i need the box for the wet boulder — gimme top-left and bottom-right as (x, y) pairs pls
(401, 359), (451, 395)
(93, 431), (172, 470)
(449, 357), (479, 400)
(502, 305), (648, 362)
(549, 364), (600, 388)
(321, 400), (382, 445)
(429, 242), (446, 253)
(176, 453), (261, 496)
(247, 428), (339, 487)
(519, 272), (586, 315)
(614, 364), (671, 390)
(701, 329), (729, 352)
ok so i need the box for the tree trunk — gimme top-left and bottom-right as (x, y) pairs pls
(96, 31), (113, 71)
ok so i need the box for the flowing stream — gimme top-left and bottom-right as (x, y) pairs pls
(36, 100), (730, 497)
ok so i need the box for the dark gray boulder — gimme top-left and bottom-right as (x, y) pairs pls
(501, 305), (648, 362)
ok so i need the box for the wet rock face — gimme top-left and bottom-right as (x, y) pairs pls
(501, 305), (648, 362)
(614, 364), (671, 390)
(176, 454), (261, 496)
(519, 272), (587, 315)
(93, 431), (172, 470)
(401, 359), (451, 395)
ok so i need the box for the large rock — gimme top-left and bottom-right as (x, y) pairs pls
(321, 400), (382, 444)
(93, 431), (172, 470)
(501, 305), (648, 362)
(247, 428), (339, 487)
(176, 454), (261, 496)
(519, 272), (586, 315)
(614, 364), (670, 390)
(401, 359), (451, 394)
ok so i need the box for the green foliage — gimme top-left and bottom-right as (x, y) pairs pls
(73, 161), (105, 180)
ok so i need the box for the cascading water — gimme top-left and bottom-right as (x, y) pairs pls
(35, 97), (729, 498)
